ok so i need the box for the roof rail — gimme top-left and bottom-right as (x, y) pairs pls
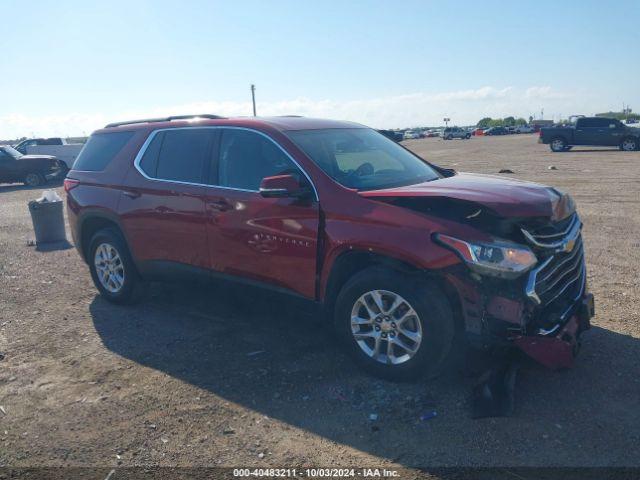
(104, 114), (226, 128)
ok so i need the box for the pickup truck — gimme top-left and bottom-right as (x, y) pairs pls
(540, 117), (639, 152)
(15, 137), (84, 171)
(0, 145), (61, 186)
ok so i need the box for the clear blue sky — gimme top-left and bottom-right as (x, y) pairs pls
(1, 0), (638, 136)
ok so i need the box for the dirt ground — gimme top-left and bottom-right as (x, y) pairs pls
(1, 134), (639, 473)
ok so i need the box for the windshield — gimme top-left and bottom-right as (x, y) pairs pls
(286, 128), (440, 191)
(2, 146), (23, 159)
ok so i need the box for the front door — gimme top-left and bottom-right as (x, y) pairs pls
(203, 128), (320, 299)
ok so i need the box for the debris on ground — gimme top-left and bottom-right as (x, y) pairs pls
(223, 427), (235, 435)
(471, 355), (520, 419)
(0, 406), (6, 415)
(498, 169), (515, 174)
(0, 352), (5, 361)
(548, 165), (558, 170)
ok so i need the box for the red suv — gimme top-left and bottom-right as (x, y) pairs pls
(66, 115), (594, 380)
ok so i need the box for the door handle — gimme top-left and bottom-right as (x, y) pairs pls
(123, 190), (141, 199)
(208, 199), (233, 212)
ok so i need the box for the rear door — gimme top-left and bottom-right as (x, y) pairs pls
(202, 128), (320, 299)
(119, 128), (215, 274)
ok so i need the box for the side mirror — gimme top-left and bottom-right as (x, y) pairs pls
(259, 174), (311, 199)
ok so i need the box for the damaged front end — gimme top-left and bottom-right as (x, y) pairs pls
(365, 183), (595, 369)
(440, 210), (594, 369)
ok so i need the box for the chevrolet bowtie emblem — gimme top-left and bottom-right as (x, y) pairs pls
(563, 238), (576, 253)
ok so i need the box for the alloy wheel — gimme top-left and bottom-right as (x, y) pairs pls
(94, 242), (125, 293)
(551, 139), (565, 151)
(350, 289), (423, 365)
(25, 173), (41, 187)
(622, 138), (637, 151)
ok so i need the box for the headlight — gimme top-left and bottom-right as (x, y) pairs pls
(435, 233), (537, 278)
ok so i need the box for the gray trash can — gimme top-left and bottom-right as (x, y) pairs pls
(28, 199), (67, 245)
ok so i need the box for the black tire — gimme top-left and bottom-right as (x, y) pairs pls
(620, 136), (638, 151)
(24, 172), (45, 187)
(88, 227), (145, 304)
(334, 266), (455, 381)
(550, 137), (567, 152)
(465, 134), (471, 139)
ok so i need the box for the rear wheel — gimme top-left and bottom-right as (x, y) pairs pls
(334, 267), (454, 381)
(550, 137), (567, 152)
(88, 228), (144, 304)
(620, 137), (638, 151)
(24, 172), (45, 187)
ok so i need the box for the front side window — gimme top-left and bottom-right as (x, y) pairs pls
(287, 128), (440, 191)
(217, 129), (301, 191)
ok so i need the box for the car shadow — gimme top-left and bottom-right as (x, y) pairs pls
(90, 280), (640, 467)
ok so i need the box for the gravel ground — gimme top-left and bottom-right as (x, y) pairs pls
(1, 134), (639, 473)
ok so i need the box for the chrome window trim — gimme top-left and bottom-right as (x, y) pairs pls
(132, 126), (319, 201)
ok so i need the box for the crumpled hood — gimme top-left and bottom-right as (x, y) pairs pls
(359, 172), (573, 220)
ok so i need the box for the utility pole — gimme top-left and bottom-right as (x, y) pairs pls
(251, 84), (257, 116)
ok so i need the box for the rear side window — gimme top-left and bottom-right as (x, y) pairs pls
(138, 128), (213, 184)
(74, 131), (134, 171)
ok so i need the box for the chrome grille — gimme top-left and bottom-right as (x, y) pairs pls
(523, 213), (586, 312)
(532, 236), (585, 307)
(521, 213), (580, 249)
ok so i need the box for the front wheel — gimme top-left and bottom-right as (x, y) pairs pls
(550, 137), (567, 152)
(620, 137), (638, 151)
(24, 172), (45, 187)
(334, 267), (455, 381)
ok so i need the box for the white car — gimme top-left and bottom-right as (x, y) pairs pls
(514, 125), (535, 134)
(403, 130), (420, 140)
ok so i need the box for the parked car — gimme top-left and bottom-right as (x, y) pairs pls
(442, 127), (471, 140)
(540, 117), (640, 152)
(471, 128), (485, 136)
(425, 130), (439, 138)
(402, 130), (421, 140)
(483, 126), (508, 136)
(66, 114), (594, 380)
(0, 145), (61, 186)
(514, 125), (535, 134)
(15, 138), (84, 172)
(377, 130), (403, 142)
